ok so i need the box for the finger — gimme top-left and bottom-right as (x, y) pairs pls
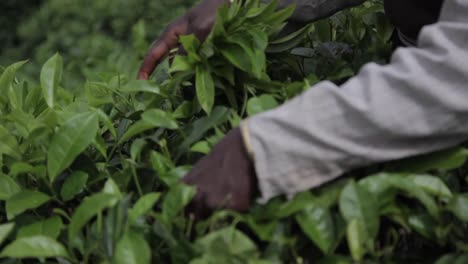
(138, 40), (170, 80)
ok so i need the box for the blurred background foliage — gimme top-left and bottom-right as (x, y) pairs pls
(0, 0), (196, 91)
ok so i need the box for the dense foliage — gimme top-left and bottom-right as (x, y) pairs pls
(0, 0), (468, 263)
(0, 0), (195, 90)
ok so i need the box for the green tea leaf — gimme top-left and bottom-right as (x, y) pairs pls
(449, 194), (468, 222)
(102, 178), (122, 197)
(68, 193), (119, 241)
(408, 213), (436, 240)
(0, 60), (27, 106)
(339, 181), (379, 239)
(296, 205), (336, 254)
(0, 236), (69, 259)
(119, 80), (163, 94)
(410, 175), (452, 198)
(0, 223), (15, 245)
(17, 216), (63, 239)
(162, 184), (196, 222)
(119, 120), (154, 144)
(61, 171), (88, 201)
(113, 230), (151, 264)
(6, 191), (50, 220)
(0, 173), (21, 200)
(195, 227), (257, 257)
(346, 219), (366, 261)
(47, 111), (99, 182)
(129, 193), (161, 223)
(141, 109), (178, 129)
(195, 65), (215, 114)
(0, 125), (21, 160)
(389, 147), (468, 172)
(247, 94), (278, 116)
(40, 53), (63, 108)
(97, 109), (117, 139)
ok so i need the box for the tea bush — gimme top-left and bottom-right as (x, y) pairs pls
(0, 0), (467, 263)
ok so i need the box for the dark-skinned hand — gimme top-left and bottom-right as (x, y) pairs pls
(138, 0), (228, 80)
(183, 128), (258, 219)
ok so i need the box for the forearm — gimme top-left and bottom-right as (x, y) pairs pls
(244, 0), (468, 201)
(262, 0), (366, 23)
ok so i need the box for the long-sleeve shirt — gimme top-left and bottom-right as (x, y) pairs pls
(242, 0), (468, 202)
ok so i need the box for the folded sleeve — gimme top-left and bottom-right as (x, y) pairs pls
(243, 0), (468, 201)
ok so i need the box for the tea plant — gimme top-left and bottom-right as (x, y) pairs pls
(0, 1), (467, 263)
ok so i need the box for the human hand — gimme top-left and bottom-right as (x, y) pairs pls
(183, 128), (258, 219)
(138, 0), (228, 80)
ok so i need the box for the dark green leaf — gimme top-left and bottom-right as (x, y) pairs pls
(449, 194), (468, 222)
(339, 181), (379, 239)
(195, 65), (215, 114)
(6, 191), (50, 220)
(17, 216), (63, 239)
(0, 223), (15, 245)
(0, 125), (21, 160)
(47, 111), (99, 182)
(61, 171), (88, 201)
(68, 193), (119, 241)
(296, 205), (336, 254)
(141, 109), (178, 129)
(129, 193), (161, 223)
(0, 174), (21, 201)
(0, 236), (69, 259)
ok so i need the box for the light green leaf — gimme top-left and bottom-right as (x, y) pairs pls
(102, 178), (122, 197)
(169, 55), (193, 73)
(346, 219), (366, 262)
(0, 125), (21, 160)
(339, 181), (379, 239)
(68, 193), (119, 241)
(61, 171), (88, 201)
(0, 235), (69, 259)
(141, 109), (178, 129)
(6, 191), (50, 220)
(195, 227), (257, 257)
(195, 65), (215, 114)
(97, 109), (117, 139)
(296, 205), (335, 254)
(410, 175), (452, 198)
(130, 138), (147, 161)
(47, 111), (99, 182)
(0, 60), (27, 105)
(119, 80), (163, 94)
(0, 223), (15, 245)
(113, 231), (151, 264)
(0, 173), (21, 200)
(17, 216), (63, 239)
(190, 141), (211, 154)
(162, 184), (196, 222)
(449, 194), (468, 222)
(129, 193), (161, 224)
(247, 94), (278, 116)
(40, 53), (63, 108)
(386, 176), (439, 218)
(118, 120), (154, 144)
